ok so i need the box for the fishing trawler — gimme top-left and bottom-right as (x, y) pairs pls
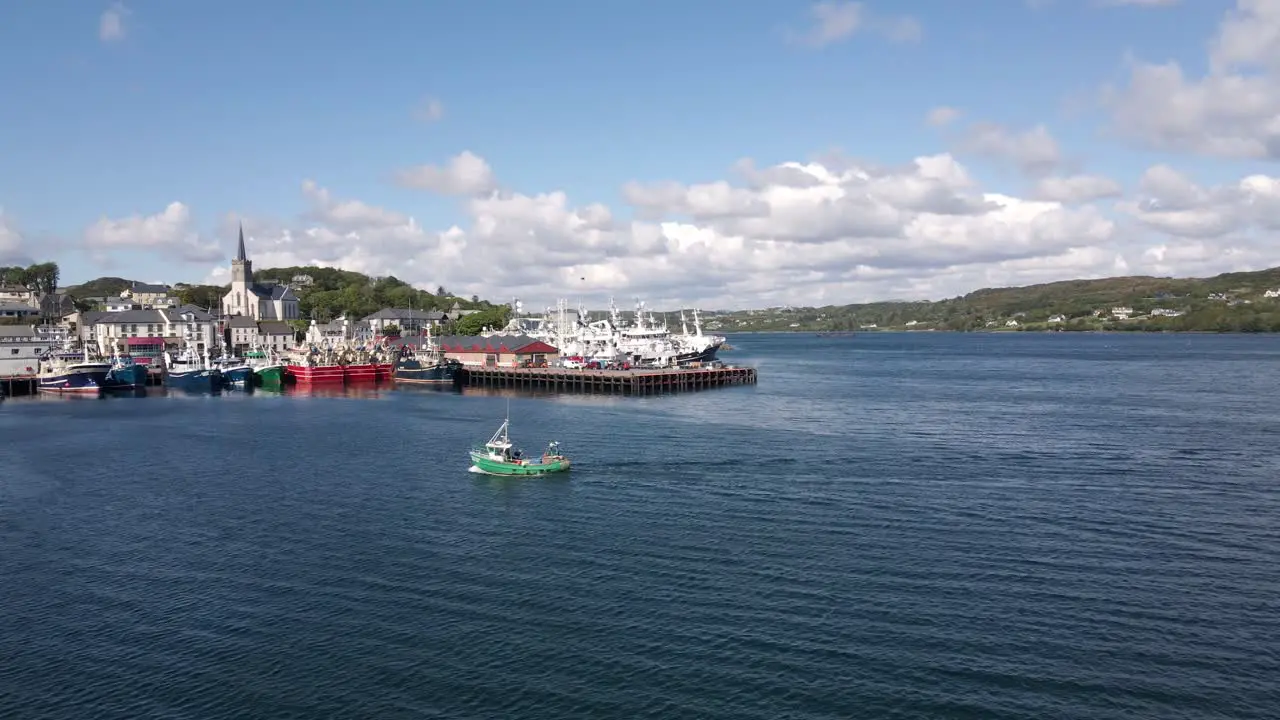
(212, 347), (254, 390)
(499, 298), (726, 367)
(244, 347), (285, 387)
(164, 336), (221, 393)
(286, 342), (345, 384)
(37, 342), (111, 395)
(103, 342), (149, 391)
(393, 327), (461, 385)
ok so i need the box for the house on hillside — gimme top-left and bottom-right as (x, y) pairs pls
(1048, 314), (1066, 323)
(0, 284), (36, 307)
(362, 308), (448, 335)
(121, 282), (176, 308)
(1264, 289), (1280, 298)
(1111, 306), (1133, 319)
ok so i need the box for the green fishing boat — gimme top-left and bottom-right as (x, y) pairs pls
(245, 349), (285, 387)
(469, 411), (571, 476)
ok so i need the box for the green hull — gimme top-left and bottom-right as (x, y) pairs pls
(470, 451), (571, 476)
(254, 365), (284, 387)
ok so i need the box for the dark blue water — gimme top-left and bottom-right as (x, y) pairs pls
(2, 333), (1278, 719)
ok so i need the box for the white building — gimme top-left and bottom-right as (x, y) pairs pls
(0, 284), (36, 307)
(80, 305), (217, 355)
(1264, 289), (1280, 298)
(1151, 308), (1185, 317)
(225, 316), (295, 353)
(305, 317), (353, 344)
(121, 282), (176, 308)
(362, 308), (447, 335)
(1111, 306), (1133, 319)
(0, 325), (46, 376)
(1048, 314), (1067, 323)
(221, 225), (300, 321)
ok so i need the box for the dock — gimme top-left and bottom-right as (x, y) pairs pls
(1, 375), (37, 397)
(458, 365), (757, 395)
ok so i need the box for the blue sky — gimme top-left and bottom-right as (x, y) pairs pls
(0, 0), (1274, 308)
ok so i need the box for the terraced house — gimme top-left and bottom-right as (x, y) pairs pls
(78, 305), (218, 360)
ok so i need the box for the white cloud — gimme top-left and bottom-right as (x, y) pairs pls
(1103, 0), (1280, 159)
(789, 2), (922, 47)
(179, 150), (1226, 309)
(413, 97), (444, 123)
(926, 106), (961, 127)
(84, 202), (222, 262)
(958, 122), (1063, 176)
(1119, 164), (1280, 238)
(394, 151), (497, 195)
(99, 2), (127, 43)
(1034, 174), (1125, 203)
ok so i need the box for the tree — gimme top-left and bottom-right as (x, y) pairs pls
(176, 284), (225, 310)
(382, 323), (401, 337)
(454, 306), (511, 336)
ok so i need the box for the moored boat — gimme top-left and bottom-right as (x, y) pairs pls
(103, 345), (149, 390)
(37, 344), (110, 396)
(393, 328), (461, 384)
(468, 409), (571, 476)
(212, 349), (254, 391)
(164, 342), (221, 394)
(244, 348), (285, 387)
(286, 344), (345, 384)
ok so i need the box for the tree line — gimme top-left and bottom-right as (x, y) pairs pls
(0, 262), (60, 296)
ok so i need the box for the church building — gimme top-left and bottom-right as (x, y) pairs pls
(220, 225), (300, 321)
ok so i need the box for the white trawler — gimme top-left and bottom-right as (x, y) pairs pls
(487, 298), (726, 368)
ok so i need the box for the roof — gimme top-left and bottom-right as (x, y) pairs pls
(236, 223), (247, 261)
(248, 283), (296, 301)
(227, 316), (258, 328)
(0, 325), (36, 338)
(0, 284), (31, 293)
(362, 308), (446, 321)
(0, 301), (39, 313)
(258, 321), (292, 335)
(433, 334), (559, 354)
(168, 305), (214, 321)
(91, 309), (167, 324)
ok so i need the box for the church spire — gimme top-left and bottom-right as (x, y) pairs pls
(236, 223), (247, 261)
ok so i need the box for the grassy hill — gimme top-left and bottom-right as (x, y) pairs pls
(63, 276), (137, 298)
(712, 267), (1280, 333)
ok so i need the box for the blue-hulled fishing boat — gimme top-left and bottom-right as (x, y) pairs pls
(103, 346), (149, 391)
(164, 341), (221, 394)
(37, 343), (110, 396)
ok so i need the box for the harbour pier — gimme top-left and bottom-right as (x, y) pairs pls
(1, 375), (37, 397)
(457, 365), (757, 395)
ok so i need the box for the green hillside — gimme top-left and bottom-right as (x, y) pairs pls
(712, 267), (1280, 333)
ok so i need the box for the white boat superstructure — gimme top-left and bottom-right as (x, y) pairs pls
(495, 297), (725, 367)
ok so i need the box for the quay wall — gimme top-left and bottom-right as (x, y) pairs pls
(457, 366), (757, 395)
